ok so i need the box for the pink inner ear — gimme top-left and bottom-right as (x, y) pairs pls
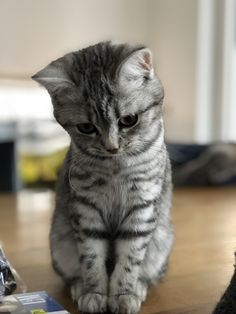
(139, 51), (152, 71)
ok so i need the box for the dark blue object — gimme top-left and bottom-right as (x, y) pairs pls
(0, 141), (19, 192)
(166, 143), (208, 166)
(167, 143), (236, 186)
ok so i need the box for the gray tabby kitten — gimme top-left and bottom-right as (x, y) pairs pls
(32, 42), (174, 314)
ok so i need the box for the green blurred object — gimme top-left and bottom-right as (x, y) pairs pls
(19, 147), (67, 188)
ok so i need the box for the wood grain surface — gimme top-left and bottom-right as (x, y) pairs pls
(0, 187), (235, 314)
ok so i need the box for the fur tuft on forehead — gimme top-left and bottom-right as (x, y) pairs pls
(31, 42), (151, 95)
(31, 41), (162, 128)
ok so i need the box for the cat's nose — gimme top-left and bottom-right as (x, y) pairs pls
(106, 147), (119, 154)
(104, 134), (119, 154)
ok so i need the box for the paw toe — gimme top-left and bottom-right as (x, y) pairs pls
(78, 293), (107, 313)
(108, 294), (141, 314)
(71, 282), (82, 301)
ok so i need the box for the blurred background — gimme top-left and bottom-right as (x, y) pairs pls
(0, 0), (236, 191)
(1, 3), (236, 312)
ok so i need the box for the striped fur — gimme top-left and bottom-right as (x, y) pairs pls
(32, 42), (174, 314)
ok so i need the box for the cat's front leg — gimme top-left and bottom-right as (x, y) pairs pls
(108, 237), (151, 314)
(108, 201), (156, 314)
(72, 235), (108, 313)
(70, 202), (109, 313)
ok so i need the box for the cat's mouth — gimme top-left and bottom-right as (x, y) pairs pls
(88, 148), (124, 158)
(96, 152), (123, 157)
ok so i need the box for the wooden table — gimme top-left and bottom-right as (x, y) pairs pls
(0, 187), (235, 314)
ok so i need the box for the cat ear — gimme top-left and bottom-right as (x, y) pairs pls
(32, 57), (75, 95)
(119, 48), (154, 88)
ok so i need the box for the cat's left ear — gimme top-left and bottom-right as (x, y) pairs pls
(32, 56), (75, 95)
(119, 48), (154, 88)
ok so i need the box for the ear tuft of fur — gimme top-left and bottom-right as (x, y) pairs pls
(119, 48), (154, 89)
(31, 56), (75, 94)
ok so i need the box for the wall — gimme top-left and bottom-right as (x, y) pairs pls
(0, 0), (199, 143)
(0, 0), (152, 77)
(150, 0), (198, 142)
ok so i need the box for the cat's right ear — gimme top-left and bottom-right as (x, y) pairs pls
(118, 48), (154, 90)
(32, 57), (75, 95)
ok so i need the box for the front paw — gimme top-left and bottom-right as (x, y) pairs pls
(108, 295), (141, 314)
(78, 293), (108, 313)
(71, 281), (83, 301)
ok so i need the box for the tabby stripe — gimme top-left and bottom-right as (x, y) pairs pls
(114, 105), (120, 120)
(86, 260), (95, 270)
(138, 101), (161, 115)
(133, 216), (157, 225)
(85, 282), (98, 291)
(121, 200), (153, 224)
(126, 150), (164, 171)
(145, 217), (157, 224)
(130, 183), (138, 191)
(122, 160), (161, 180)
(116, 228), (154, 240)
(106, 239), (116, 275)
(127, 157), (153, 170)
(127, 255), (142, 266)
(124, 168), (161, 182)
(126, 160), (160, 177)
(73, 172), (91, 180)
(76, 143), (108, 160)
(70, 214), (81, 228)
(131, 123), (162, 157)
(75, 195), (105, 223)
(74, 235), (84, 243)
(104, 88), (114, 120)
(137, 242), (149, 251)
(80, 178), (107, 189)
(129, 200), (153, 212)
(130, 172), (160, 183)
(79, 253), (97, 263)
(82, 227), (109, 239)
(92, 103), (100, 126)
(75, 166), (110, 178)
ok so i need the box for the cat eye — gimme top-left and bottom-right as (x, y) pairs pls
(77, 123), (96, 134)
(118, 114), (138, 128)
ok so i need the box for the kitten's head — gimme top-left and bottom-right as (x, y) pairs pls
(32, 42), (164, 158)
